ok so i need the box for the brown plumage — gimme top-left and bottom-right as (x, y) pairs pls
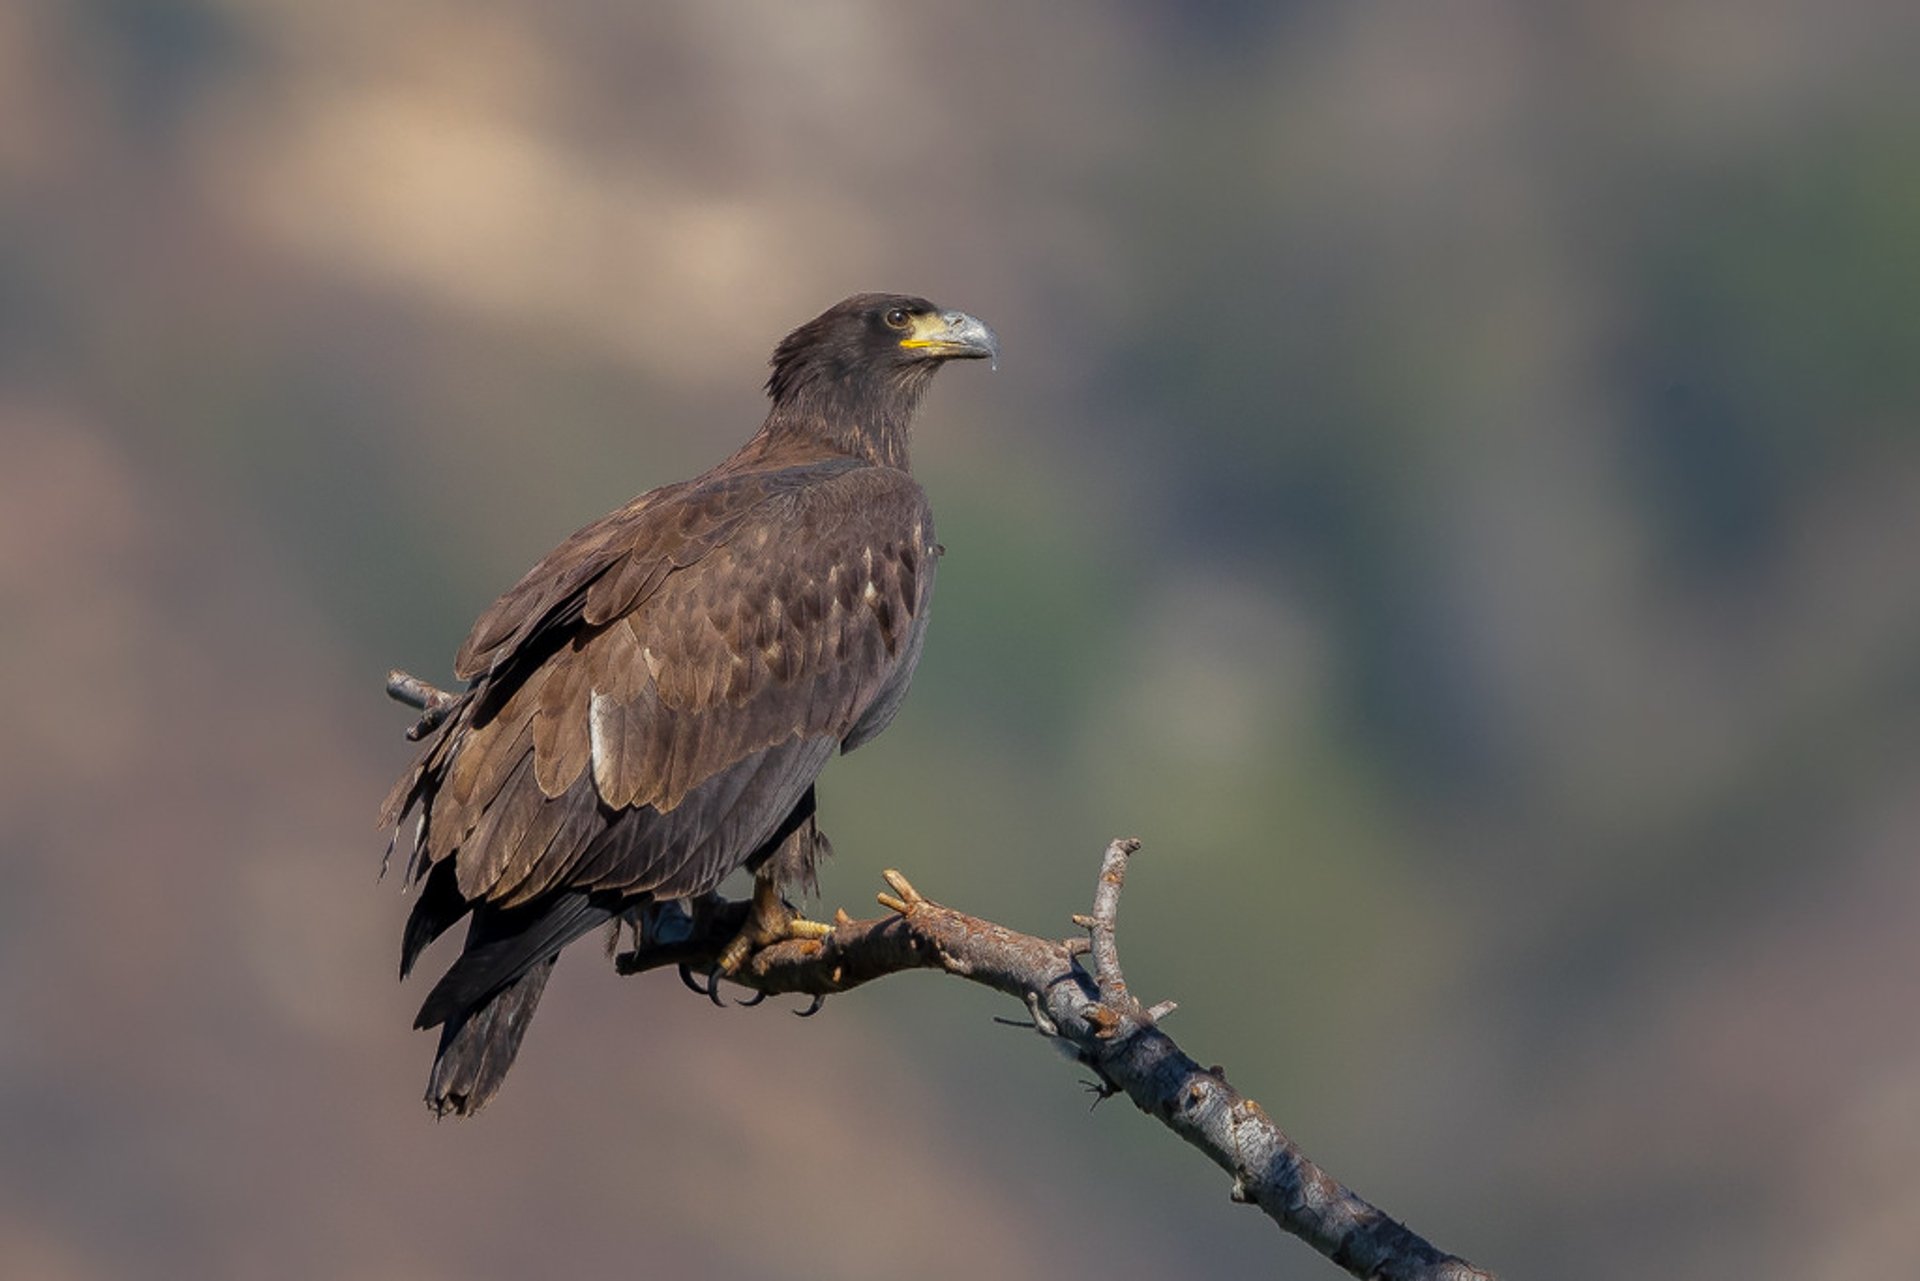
(382, 294), (996, 1115)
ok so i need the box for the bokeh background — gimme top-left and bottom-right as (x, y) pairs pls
(6, 3), (1919, 1278)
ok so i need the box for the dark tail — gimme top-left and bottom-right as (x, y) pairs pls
(423, 959), (559, 1117)
(414, 890), (616, 1117)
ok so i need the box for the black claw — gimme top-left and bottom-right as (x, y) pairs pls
(793, 994), (827, 1018)
(677, 963), (707, 996)
(705, 966), (726, 1007)
(735, 989), (768, 1008)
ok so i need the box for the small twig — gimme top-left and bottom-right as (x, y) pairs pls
(385, 669), (462, 740)
(1023, 989), (1061, 1040)
(1084, 836), (1141, 1011)
(875, 867), (923, 916)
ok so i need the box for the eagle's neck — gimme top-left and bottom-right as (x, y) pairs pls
(760, 368), (936, 471)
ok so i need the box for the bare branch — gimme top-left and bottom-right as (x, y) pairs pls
(615, 843), (1494, 1280)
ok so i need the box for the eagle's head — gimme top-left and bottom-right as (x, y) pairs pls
(764, 294), (997, 466)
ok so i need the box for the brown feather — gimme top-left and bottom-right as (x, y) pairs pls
(494, 776), (604, 908)
(531, 648), (592, 798)
(455, 751), (540, 898)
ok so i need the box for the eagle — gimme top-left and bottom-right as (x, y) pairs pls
(380, 294), (996, 1115)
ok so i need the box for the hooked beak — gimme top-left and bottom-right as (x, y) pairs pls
(899, 310), (999, 364)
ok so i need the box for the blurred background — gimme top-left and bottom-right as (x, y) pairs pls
(4, 2), (1919, 1277)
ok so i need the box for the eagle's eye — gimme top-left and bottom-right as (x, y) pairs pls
(883, 307), (911, 330)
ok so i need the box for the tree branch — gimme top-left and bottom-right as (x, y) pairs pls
(387, 671), (1491, 1278)
(623, 844), (1494, 1281)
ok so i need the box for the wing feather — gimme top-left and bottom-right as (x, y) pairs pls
(455, 751), (541, 898)
(494, 776), (606, 908)
(532, 647), (592, 798)
(394, 457), (934, 909)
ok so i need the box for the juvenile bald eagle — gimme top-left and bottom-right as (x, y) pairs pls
(381, 294), (996, 1115)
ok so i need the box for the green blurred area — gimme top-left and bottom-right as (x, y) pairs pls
(4, 4), (1920, 1279)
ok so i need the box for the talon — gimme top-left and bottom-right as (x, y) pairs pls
(793, 994), (827, 1018)
(705, 967), (725, 1007)
(709, 871), (832, 980)
(678, 963), (708, 996)
(736, 990), (768, 1008)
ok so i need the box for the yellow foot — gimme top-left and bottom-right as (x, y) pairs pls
(708, 875), (833, 995)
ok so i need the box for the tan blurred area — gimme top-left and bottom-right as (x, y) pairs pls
(4, 3), (1919, 1278)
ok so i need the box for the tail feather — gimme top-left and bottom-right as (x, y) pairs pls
(415, 891), (613, 1030)
(415, 890), (617, 1116)
(401, 859), (469, 980)
(425, 959), (556, 1117)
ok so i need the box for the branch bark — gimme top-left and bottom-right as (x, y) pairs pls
(387, 672), (1491, 1278)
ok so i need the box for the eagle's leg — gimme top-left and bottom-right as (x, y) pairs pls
(712, 868), (831, 980)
